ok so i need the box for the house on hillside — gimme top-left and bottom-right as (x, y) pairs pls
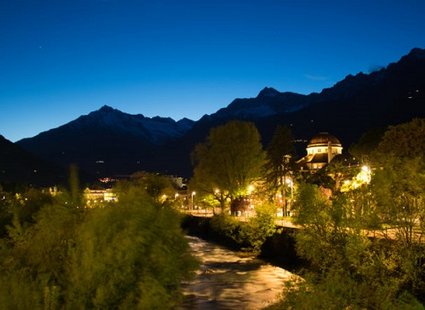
(297, 132), (343, 172)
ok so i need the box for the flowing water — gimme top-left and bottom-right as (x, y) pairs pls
(179, 236), (297, 309)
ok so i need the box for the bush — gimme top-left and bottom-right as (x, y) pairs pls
(210, 202), (277, 253)
(0, 186), (197, 309)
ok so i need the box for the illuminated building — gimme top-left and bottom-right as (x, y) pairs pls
(297, 132), (343, 172)
(84, 188), (118, 207)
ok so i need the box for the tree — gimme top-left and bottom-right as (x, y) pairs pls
(276, 182), (423, 309)
(371, 118), (425, 245)
(376, 118), (425, 158)
(0, 185), (197, 309)
(263, 125), (295, 215)
(349, 127), (386, 161)
(68, 164), (82, 208)
(191, 121), (265, 211)
(131, 172), (176, 203)
(66, 186), (197, 309)
(369, 119), (425, 299)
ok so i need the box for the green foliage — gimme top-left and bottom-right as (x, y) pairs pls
(372, 157), (425, 242)
(210, 213), (247, 246)
(191, 120), (266, 208)
(210, 202), (277, 253)
(369, 119), (425, 299)
(371, 120), (425, 242)
(15, 188), (54, 225)
(303, 167), (335, 189)
(68, 164), (82, 207)
(349, 126), (386, 160)
(243, 202), (277, 252)
(0, 188), (53, 238)
(377, 118), (425, 158)
(0, 186), (197, 309)
(263, 125), (296, 213)
(0, 191), (14, 237)
(323, 156), (359, 192)
(270, 119), (425, 308)
(271, 267), (416, 310)
(264, 126), (295, 189)
(0, 271), (43, 309)
(293, 183), (331, 228)
(66, 186), (197, 309)
(131, 172), (176, 203)
(369, 160), (425, 301)
(0, 203), (81, 309)
(280, 181), (424, 309)
(266, 125), (295, 163)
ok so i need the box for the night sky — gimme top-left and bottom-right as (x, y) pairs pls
(1, 0), (425, 142)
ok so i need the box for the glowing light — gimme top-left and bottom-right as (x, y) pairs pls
(341, 165), (372, 192)
(357, 165), (371, 184)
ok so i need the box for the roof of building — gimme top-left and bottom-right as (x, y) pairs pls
(297, 153), (329, 165)
(307, 132), (341, 148)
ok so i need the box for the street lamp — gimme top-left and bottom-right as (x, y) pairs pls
(282, 154), (292, 217)
(191, 191), (196, 210)
(286, 177), (294, 216)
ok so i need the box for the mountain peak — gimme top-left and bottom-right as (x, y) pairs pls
(178, 117), (194, 123)
(257, 87), (281, 98)
(407, 47), (425, 59)
(98, 105), (117, 113)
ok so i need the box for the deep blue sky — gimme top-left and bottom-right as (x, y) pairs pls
(1, 0), (425, 141)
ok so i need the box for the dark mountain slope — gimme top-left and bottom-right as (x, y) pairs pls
(17, 106), (195, 177)
(16, 48), (425, 178)
(163, 48), (425, 175)
(0, 135), (66, 186)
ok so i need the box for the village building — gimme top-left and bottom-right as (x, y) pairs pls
(297, 132), (343, 172)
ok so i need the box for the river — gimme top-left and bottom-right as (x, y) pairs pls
(179, 236), (297, 309)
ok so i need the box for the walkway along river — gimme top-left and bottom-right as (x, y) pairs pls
(179, 236), (298, 309)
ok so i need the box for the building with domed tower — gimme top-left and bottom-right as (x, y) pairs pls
(297, 132), (343, 172)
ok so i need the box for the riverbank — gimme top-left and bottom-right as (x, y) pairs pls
(181, 215), (306, 272)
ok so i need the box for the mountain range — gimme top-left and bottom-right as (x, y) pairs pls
(0, 135), (66, 187)
(3, 47), (425, 184)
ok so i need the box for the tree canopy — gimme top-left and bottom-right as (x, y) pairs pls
(264, 125), (295, 190)
(376, 118), (425, 158)
(191, 120), (265, 207)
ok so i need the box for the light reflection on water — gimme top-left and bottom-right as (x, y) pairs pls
(179, 236), (296, 309)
